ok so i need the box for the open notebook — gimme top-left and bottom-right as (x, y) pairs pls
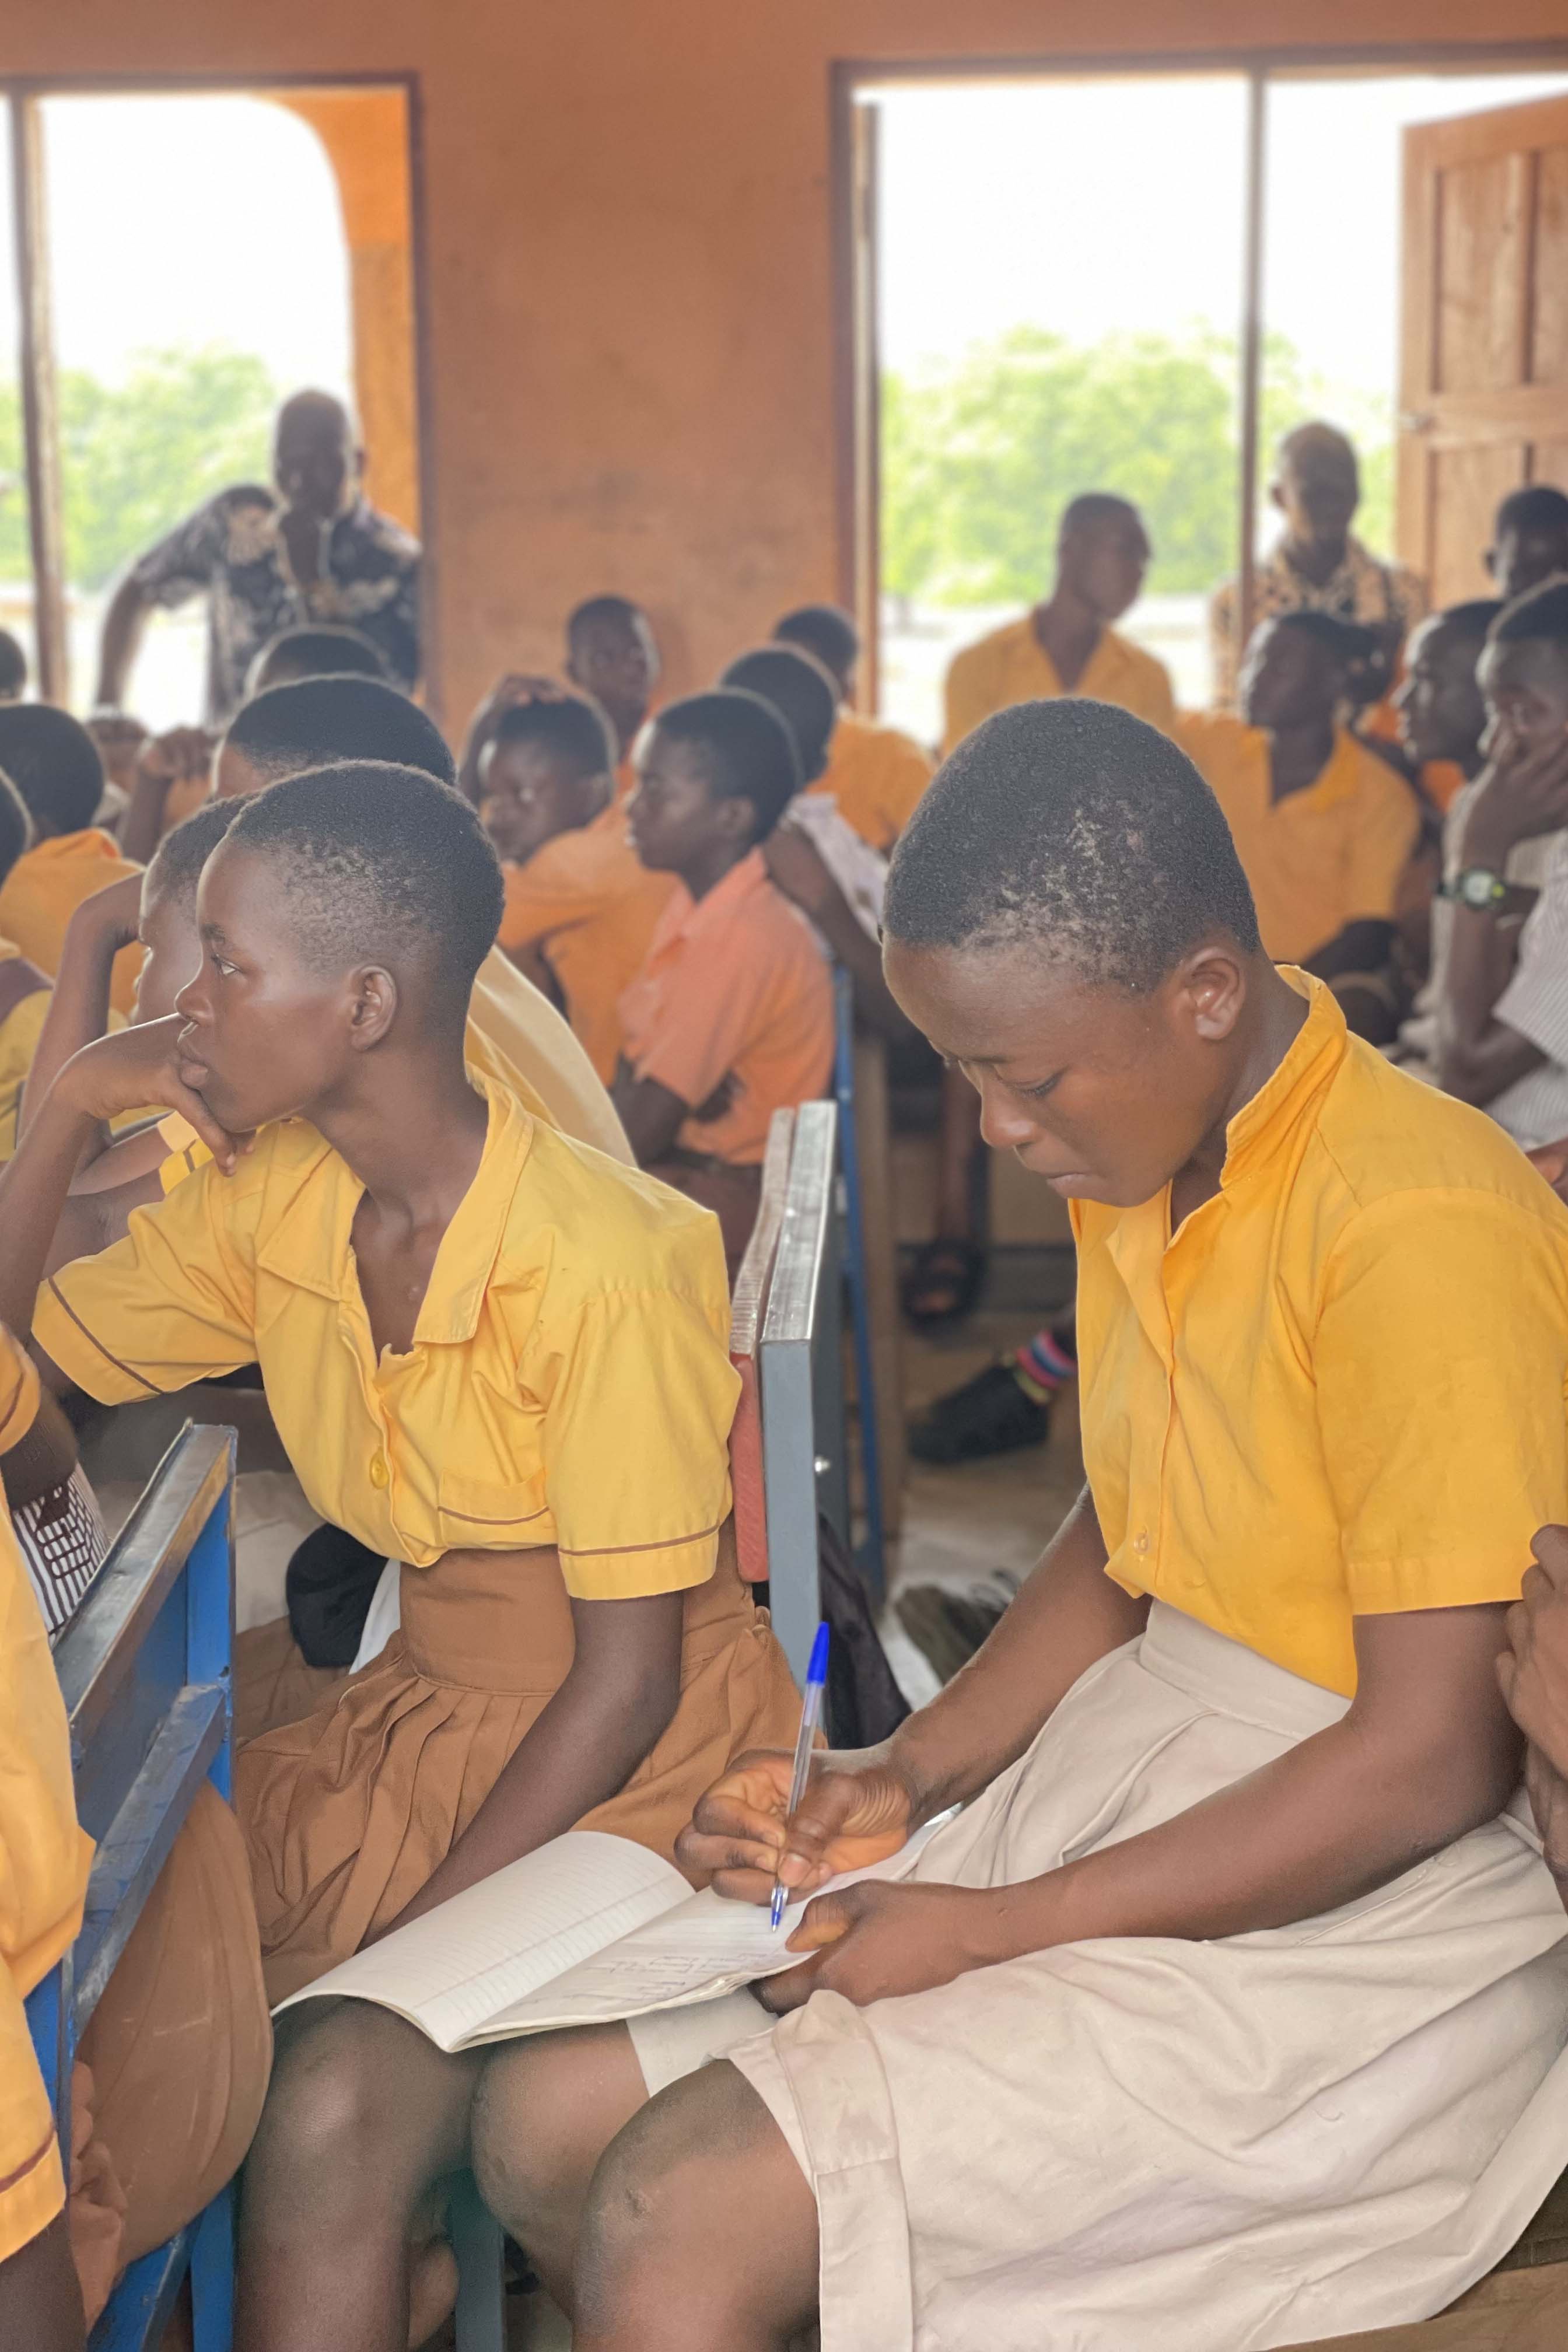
(274, 1824), (940, 2053)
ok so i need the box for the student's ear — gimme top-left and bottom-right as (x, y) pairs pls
(1174, 945), (1248, 1046)
(715, 794), (758, 850)
(346, 965), (400, 1052)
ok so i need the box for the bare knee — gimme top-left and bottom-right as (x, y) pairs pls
(575, 2062), (813, 2340)
(250, 2005), (440, 2211)
(471, 2024), (643, 2242)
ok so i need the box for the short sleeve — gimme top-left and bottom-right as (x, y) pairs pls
(537, 1270), (738, 1602)
(1317, 1191), (1568, 1616)
(0, 1329), (39, 1455)
(496, 843), (602, 954)
(628, 947), (771, 1115)
(1344, 768), (1421, 928)
(128, 499), (225, 610)
(942, 642), (999, 757)
(35, 1165), (258, 1403)
(1497, 844), (1568, 1070)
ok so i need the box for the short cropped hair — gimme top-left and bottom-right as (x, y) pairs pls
(222, 762), (503, 1020)
(0, 705), (106, 835)
(566, 593), (646, 649)
(1492, 578), (1568, 652)
(0, 771), (31, 885)
(225, 676), (456, 789)
(884, 699), (1261, 992)
(774, 604), (859, 682)
(491, 692), (617, 780)
(1269, 610), (1378, 668)
(652, 690), (802, 842)
(719, 647), (836, 788)
(0, 630), (27, 700)
(1493, 486), (1568, 541)
(1059, 491), (1143, 541)
(250, 624), (388, 690)
(147, 798), (241, 907)
(1435, 598), (1504, 646)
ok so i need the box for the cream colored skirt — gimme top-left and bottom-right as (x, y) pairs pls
(628, 1602), (1568, 2352)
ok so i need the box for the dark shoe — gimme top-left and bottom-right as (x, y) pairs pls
(908, 1361), (1049, 1465)
(900, 1236), (987, 1330)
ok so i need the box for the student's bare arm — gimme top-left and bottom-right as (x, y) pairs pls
(764, 1600), (1520, 2010)
(1436, 895), (1544, 1106)
(19, 875), (142, 1143)
(1304, 918), (1395, 984)
(93, 572), (154, 712)
(377, 1583), (686, 1931)
(610, 1068), (691, 1166)
(0, 1378), (78, 1509)
(680, 1485), (1146, 1891)
(0, 1021), (238, 1368)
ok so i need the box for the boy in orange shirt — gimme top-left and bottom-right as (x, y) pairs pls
(0, 710), (141, 1017)
(565, 594), (662, 778)
(617, 690), (834, 1269)
(773, 603), (933, 852)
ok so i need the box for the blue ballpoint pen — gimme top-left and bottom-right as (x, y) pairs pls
(771, 1622), (830, 1931)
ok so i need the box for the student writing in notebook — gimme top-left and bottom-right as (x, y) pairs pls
(467, 701), (1568, 2352)
(0, 762), (798, 2352)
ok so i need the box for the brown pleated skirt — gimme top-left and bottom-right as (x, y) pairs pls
(236, 1532), (800, 2003)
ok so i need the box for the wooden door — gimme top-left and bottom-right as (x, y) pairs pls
(1399, 94), (1568, 608)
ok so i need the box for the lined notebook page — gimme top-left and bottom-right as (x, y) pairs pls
(275, 1832), (690, 2050)
(475, 1817), (950, 2044)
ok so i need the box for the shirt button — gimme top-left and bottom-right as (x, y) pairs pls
(1132, 1530), (1150, 1556)
(369, 1454), (390, 1490)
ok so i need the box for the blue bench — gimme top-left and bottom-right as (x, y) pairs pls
(26, 1420), (239, 2352)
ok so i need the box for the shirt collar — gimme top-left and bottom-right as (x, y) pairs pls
(29, 829), (120, 863)
(1216, 969), (1347, 1192)
(255, 1074), (536, 1343)
(659, 846), (770, 943)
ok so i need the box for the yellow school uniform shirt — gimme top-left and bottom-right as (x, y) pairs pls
(39, 1076), (737, 1602)
(942, 616), (1177, 756)
(0, 942), (51, 1164)
(808, 709), (933, 852)
(0, 830), (144, 1017)
(0, 1329), (94, 2262)
(1176, 714), (1420, 965)
(1072, 972), (1568, 1698)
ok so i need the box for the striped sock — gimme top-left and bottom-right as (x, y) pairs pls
(1012, 1326), (1077, 1401)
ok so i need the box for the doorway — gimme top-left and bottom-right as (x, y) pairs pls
(842, 59), (1568, 742)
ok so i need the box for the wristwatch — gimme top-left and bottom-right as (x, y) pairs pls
(1447, 866), (1507, 911)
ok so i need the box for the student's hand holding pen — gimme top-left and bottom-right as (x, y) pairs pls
(676, 1744), (916, 1908)
(51, 1016), (251, 1174)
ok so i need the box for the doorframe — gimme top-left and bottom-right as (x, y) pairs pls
(831, 40), (1568, 718)
(1, 69), (432, 708)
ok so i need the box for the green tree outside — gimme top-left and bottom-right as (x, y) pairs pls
(0, 345), (276, 592)
(882, 324), (1395, 609)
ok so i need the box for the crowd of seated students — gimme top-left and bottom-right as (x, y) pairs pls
(5, 372), (1568, 2352)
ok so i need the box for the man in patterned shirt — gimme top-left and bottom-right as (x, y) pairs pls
(1209, 421), (1425, 710)
(93, 390), (420, 726)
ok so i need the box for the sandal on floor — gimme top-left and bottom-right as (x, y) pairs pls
(900, 1236), (986, 1330)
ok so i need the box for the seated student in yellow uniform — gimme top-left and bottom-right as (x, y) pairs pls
(0, 761), (799, 2352)
(616, 690), (835, 1272)
(772, 603), (932, 852)
(1177, 610), (1421, 1040)
(467, 698), (1568, 2352)
(0, 708), (141, 1018)
(0, 1347), (269, 2330)
(0, 1323), (93, 2352)
(914, 493), (1176, 1326)
(941, 492), (1176, 757)
(0, 774), (53, 1163)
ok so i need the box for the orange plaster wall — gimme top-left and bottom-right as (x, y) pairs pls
(5, 0), (1567, 732)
